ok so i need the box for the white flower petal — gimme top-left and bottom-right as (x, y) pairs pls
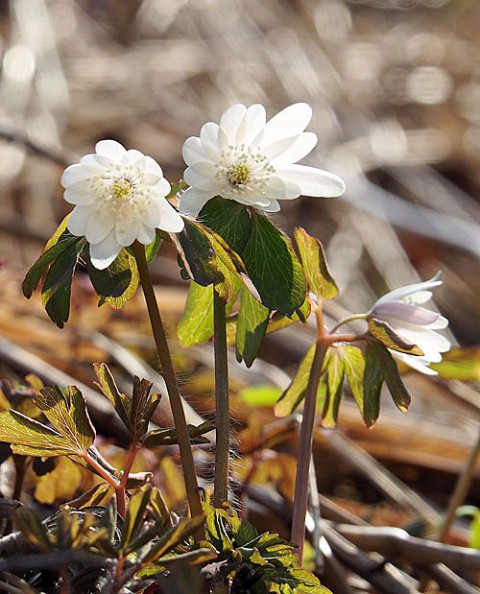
(199, 122), (221, 160)
(152, 177), (171, 197)
(266, 175), (302, 200)
(376, 276), (442, 305)
(394, 352), (438, 375)
(79, 154), (107, 173)
(116, 217), (141, 247)
(95, 139), (127, 163)
(184, 164), (219, 191)
(178, 187), (213, 216)
(64, 180), (98, 205)
(157, 200), (185, 233)
(85, 211), (116, 243)
(144, 155), (164, 179)
(264, 199), (281, 213)
(271, 132), (318, 166)
(219, 104), (247, 146)
(262, 103), (312, 147)
(243, 104), (267, 146)
(137, 224), (156, 245)
(372, 302), (442, 326)
(67, 206), (93, 236)
(61, 164), (91, 188)
(124, 150), (146, 171)
(276, 164), (345, 197)
(89, 232), (122, 270)
(183, 136), (210, 166)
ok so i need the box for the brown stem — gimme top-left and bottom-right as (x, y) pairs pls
(213, 290), (230, 508)
(439, 427), (480, 542)
(131, 242), (202, 523)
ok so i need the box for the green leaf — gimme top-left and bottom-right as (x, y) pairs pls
(141, 514), (206, 564)
(130, 376), (160, 441)
(294, 228), (338, 300)
(362, 342), (386, 427)
(121, 484), (152, 551)
(342, 345), (366, 413)
(178, 283), (215, 347)
(239, 385), (283, 408)
(275, 345), (316, 417)
(236, 286), (270, 367)
(14, 507), (53, 552)
(242, 212), (306, 315)
(87, 248), (139, 309)
(0, 409), (76, 457)
(175, 217), (217, 286)
(198, 196), (253, 253)
(93, 363), (132, 430)
(368, 318), (423, 356)
(373, 344), (411, 413)
(35, 385), (95, 453)
(430, 347), (480, 380)
(40, 237), (84, 328)
(143, 421), (214, 447)
(322, 348), (345, 427)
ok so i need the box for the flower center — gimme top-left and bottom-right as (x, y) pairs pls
(215, 145), (275, 201)
(112, 178), (134, 201)
(228, 163), (250, 186)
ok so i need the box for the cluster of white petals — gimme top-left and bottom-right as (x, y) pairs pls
(61, 140), (184, 270)
(179, 103), (345, 215)
(368, 275), (450, 375)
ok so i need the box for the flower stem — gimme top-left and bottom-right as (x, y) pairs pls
(213, 289), (230, 507)
(329, 313), (367, 335)
(131, 242), (202, 521)
(291, 307), (328, 563)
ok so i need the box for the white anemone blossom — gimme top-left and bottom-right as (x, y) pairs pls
(368, 275), (450, 375)
(179, 103), (345, 215)
(61, 140), (184, 270)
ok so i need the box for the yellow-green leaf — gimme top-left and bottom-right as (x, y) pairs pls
(294, 227), (338, 300)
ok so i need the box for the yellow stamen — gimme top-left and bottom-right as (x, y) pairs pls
(228, 164), (250, 186)
(112, 178), (133, 200)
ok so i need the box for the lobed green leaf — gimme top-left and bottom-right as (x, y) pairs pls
(294, 227), (338, 300)
(236, 286), (270, 367)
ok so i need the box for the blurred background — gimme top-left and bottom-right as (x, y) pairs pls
(1, 0), (480, 343)
(1, 0), (480, 517)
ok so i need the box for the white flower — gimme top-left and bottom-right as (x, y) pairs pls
(368, 275), (450, 375)
(179, 103), (345, 215)
(61, 140), (184, 270)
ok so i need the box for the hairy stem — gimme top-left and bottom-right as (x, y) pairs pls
(132, 242), (202, 521)
(291, 307), (329, 563)
(213, 289), (230, 507)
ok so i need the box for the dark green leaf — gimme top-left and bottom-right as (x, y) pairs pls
(236, 287), (270, 367)
(368, 318), (423, 355)
(175, 217), (217, 286)
(242, 212), (306, 315)
(198, 196), (253, 253)
(374, 344), (411, 413)
(363, 342), (386, 427)
(40, 237), (84, 328)
(294, 228), (338, 300)
(87, 248), (139, 309)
